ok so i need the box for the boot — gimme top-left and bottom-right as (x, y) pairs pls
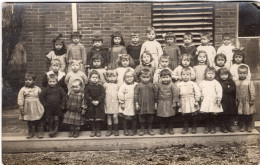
(26, 122), (34, 139)
(204, 123), (210, 134)
(226, 124), (235, 133)
(139, 123), (145, 136)
(239, 116), (245, 132)
(73, 129), (79, 138)
(106, 125), (113, 137)
(114, 124), (119, 136)
(182, 117), (188, 134)
(37, 126), (44, 139)
(68, 127), (74, 137)
(168, 124), (174, 135)
(210, 123), (216, 134)
(148, 124), (155, 135)
(123, 120), (129, 136)
(52, 119), (59, 137)
(191, 116), (197, 134)
(96, 122), (101, 137)
(221, 122), (228, 133)
(90, 122), (96, 137)
(130, 120), (137, 136)
(246, 115), (253, 132)
(160, 124), (165, 135)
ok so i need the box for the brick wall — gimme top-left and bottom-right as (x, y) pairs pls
(214, 2), (238, 48)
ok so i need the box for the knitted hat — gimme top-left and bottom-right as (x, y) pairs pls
(52, 34), (64, 44)
(111, 31), (122, 38)
(92, 36), (103, 42)
(164, 32), (176, 39)
(25, 72), (36, 80)
(71, 31), (82, 39)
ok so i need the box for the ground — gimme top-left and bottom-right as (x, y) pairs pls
(2, 142), (260, 165)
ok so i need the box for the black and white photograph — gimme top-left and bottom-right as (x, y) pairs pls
(2, 1), (260, 164)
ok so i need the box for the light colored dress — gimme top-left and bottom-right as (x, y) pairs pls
(235, 79), (255, 115)
(46, 51), (66, 72)
(193, 64), (208, 85)
(199, 79), (223, 113)
(230, 63), (251, 80)
(217, 44), (235, 69)
(177, 81), (200, 114)
(171, 65), (196, 83)
(103, 82), (120, 114)
(155, 82), (179, 117)
(116, 67), (134, 86)
(197, 45), (216, 67)
(108, 45), (127, 69)
(65, 71), (88, 91)
(140, 40), (163, 69)
(118, 82), (138, 116)
(153, 67), (172, 84)
(17, 86), (44, 121)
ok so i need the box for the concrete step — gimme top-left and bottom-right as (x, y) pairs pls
(2, 127), (259, 153)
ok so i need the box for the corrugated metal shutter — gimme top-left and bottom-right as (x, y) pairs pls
(152, 2), (215, 46)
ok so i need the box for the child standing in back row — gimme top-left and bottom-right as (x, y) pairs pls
(126, 32), (142, 68)
(140, 27), (163, 69)
(179, 32), (197, 66)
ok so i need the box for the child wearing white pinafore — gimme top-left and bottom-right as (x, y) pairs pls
(116, 54), (135, 86)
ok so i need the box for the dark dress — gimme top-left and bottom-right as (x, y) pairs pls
(179, 45), (197, 66)
(126, 43), (142, 68)
(84, 82), (105, 120)
(40, 85), (66, 120)
(134, 63), (155, 83)
(87, 46), (109, 68)
(134, 82), (156, 115)
(219, 79), (237, 114)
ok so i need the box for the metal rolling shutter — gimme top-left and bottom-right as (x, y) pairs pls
(152, 2), (215, 46)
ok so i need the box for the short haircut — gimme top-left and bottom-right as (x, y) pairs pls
(160, 69), (171, 77)
(222, 33), (231, 40)
(215, 53), (227, 64)
(71, 79), (83, 87)
(51, 59), (61, 66)
(89, 70), (100, 79)
(146, 27), (156, 34)
(48, 74), (58, 82)
(159, 55), (170, 62)
(201, 32), (211, 40)
(178, 54), (192, 65)
(104, 69), (118, 82)
(140, 68), (151, 77)
(184, 32), (193, 39)
(25, 72), (36, 80)
(181, 68), (191, 75)
(123, 68), (135, 82)
(117, 54), (134, 68)
(238, 64), (249, 72)
(204, 67), (216, 79)
(70, 60), (81, 65)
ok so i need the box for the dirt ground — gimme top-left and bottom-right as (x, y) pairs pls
(2, 142), (260, 165)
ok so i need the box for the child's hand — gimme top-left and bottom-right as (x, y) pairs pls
(92, 101), (99, 106)
(120, 103), (125, 110)
(194, 101), (199, 108)
(216, 100), (221, 107)
(250, 100), (254, 106)
(19, 106), (24, 115)
(200, 97), (204, 102)
(135, 103), (140, 111)
(154, 103), (158, 111)
(81, 110), (86, 115)
(177, 102), (181, 107)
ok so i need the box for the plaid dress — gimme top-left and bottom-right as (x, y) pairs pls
(63, 92), (85, 125)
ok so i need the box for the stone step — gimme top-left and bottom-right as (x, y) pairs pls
(2, 127), (259, 153)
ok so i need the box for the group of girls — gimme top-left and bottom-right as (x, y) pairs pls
(17, 27), (255, 139)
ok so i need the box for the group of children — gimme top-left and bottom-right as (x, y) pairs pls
(17, 27), (255, 139)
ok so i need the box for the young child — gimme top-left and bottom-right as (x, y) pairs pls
(171, 54), (196, 83)
(162, 32), (181, 70)
(134, 69), (156, 136)
(214, 53), (227, 71)
(177, 68), (201, 134)
(126, 32), (142, 68)
(140, 27), (163, 69)
(66, 31), (87, 74)
(65, 60), (88, 92)
(87, 36), (108, 70)
(63, 79), (86, 138)
(134, 51), (155, 83)
(217, 33), (235, 68)
(103, 69), (120, 136)
(118, 69), (138, 136)
(217, 67), (236, 133)
(179, 32), (197, 66)
(108, 31), (127, 69)
(46, 34), (67, 72)
(196, 32), (216, 67)
(235, 65), (255, 132)
(153, 55), (172, 84)
(18, 73), (45, 139)
(88, 53), (106, 84)
(85, 70), (105, 137)
(40, 74), (66, 137)
(199, 67), (223, 134)
(42, 59), (67, 93)
(193, 50), (208, 85)
(230, 49), (251, 80)
(116, 54), (135, 86)
(155, 69), (179, 135)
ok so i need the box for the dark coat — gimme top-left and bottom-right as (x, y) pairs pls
(126, 44), (142, 67)
(42, 73), (68, 94)
(87, 47), (109, 68)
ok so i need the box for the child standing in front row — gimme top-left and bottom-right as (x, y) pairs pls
(217, 33), (235, 69)
(235, 65), (255, 132)
(66, 31), (87, 74)
(63, 79), (86, 138)
(196, 32), (216, 67)
(193, 50), (208, 85)
(199, 67), (223, 134)
(179, 32), (197, 66)
(155, 69), (179, 135)
(18, 73), (45, 139)
(108, 31), (127, 69)
(126, 32), (142, 68)
(217, 67), (236, 133)
(153, 55), (172, 84)
(140, 27), (163, 69)
(162, 32), (181, 70)
(103, 69), (120, 136)
(85, 70), (105, 137)
(118, 69), (138, 136)
(177, 68), (201, 134)
(230, 49), (251, 81)
(134, 69), (156, 136)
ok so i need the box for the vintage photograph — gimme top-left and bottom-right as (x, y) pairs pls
(2, 2), (260, 164)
